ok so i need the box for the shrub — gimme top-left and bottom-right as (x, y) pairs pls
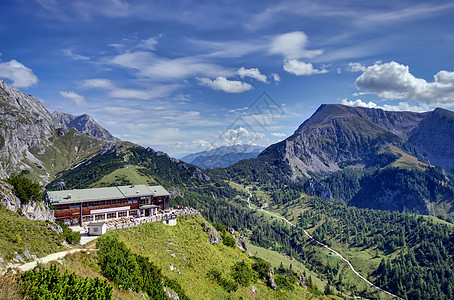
(231, 261), (254, 286)
(56, 221), (81, 244)
(8, 174), (41, 204)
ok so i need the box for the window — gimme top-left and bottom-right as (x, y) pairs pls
(93, 228), (98, 232)
(118, 211), (127, 218)
(133, 199), (137, 203)
(70, 204), (80, 210)
(88, 202), (94, 207)
(95, 214), (104, 221)
(82, 216), (92, 223)
(128, 199), (133, 203)
(82, 203), (88, 207)
(107, 213), (116, 219)
(106, 200), (111, 205)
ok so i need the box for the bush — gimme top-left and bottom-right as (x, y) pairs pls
(207, 268), (238, 292)
(97, 236), (169, 299)
(231, 261), (254, 286)
(222, 234), (236, 248)
(252, 257), (271, 279)
(56, 221), (81, 244)
(21, 265), (112, 299)
(8, 174), (41, 204)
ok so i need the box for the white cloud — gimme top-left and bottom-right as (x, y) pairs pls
(198, 76), (252, 93)
(62, 49), (90, 60)
(269, 31), (322, 60)
(340, 98), (429, 112)
(356, 61), (454, 106)
(59, 91), (87, 106)
(81, 78), (115, 89)
(0, 60), (38, 88)
(283, 59), (328, 76)
(271, 73), (280, 82)
(237, 67), (268, 83)
(219, 127), (265, 146)
(347, 62), (366, 72)
(138, 37), (158, 50)
(110, 51), (230, 80)
(271, 132), (287, 137)
(108, 84), (179, 100)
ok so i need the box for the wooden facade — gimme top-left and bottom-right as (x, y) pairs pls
(47, 185), (170, 225)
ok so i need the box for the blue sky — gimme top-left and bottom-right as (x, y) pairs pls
(1, 0), (454, 156)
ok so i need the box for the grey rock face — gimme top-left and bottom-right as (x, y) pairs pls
(268, 267), (277, 290)
(21, 201), (55, 222)
(262, 104), (454, 178)
(0, 180), (21, 212)
(52, 111), (117, 141)
(0, 79), (60, 178)
(304, 178), (332, 200)
(208, 228), (221, 244)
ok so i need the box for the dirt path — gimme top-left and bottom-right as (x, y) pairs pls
(245, 187), (252, 209)
(261, 209), (400, 299)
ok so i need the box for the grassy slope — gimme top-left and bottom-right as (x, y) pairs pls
(0, 205), (66, 261)
(103, 214), (334, 300)
(91, 165), (158, 187)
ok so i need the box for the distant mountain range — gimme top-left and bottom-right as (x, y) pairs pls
(180, 144), (265, 169)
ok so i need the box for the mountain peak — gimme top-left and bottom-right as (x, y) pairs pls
(52, 111), (116, 141)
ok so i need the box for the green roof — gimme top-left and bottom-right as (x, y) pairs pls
(46, 184), (169, 204)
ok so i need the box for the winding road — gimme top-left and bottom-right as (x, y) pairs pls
(259, 208), (401, 299)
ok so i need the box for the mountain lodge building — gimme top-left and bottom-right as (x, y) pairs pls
(46, 185), (170, 225)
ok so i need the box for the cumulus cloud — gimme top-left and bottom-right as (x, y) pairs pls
(198, 76), (252, 93)
(283, 59), (327, 76)
(271, 73), (280, 82)
(340, 98), (429, 112)
(356, 61), (454, 106)
(0, 60), (38, 88)
(60, 91), (87, 106)
(80, 78), (115, 89)
(237, 67), (268, 83)
(347, 62), (366, 72)
(269, 31), (322, 60)
(219, 127), (265, 146)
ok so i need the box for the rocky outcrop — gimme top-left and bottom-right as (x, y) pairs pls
(202, 222), (222, 244)
(21, 201), (55, 222)
(0, 179), (55, 221)
(228, 228), (249, 251)
(304, 178), (332, 200)
(0, 180), (21, 212)
(208, 228), (221, 244)
(192, 168), (211, 181)
(268, 267), (277, 290)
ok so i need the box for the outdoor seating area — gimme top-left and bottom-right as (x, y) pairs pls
(81, 207), (198, 235)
